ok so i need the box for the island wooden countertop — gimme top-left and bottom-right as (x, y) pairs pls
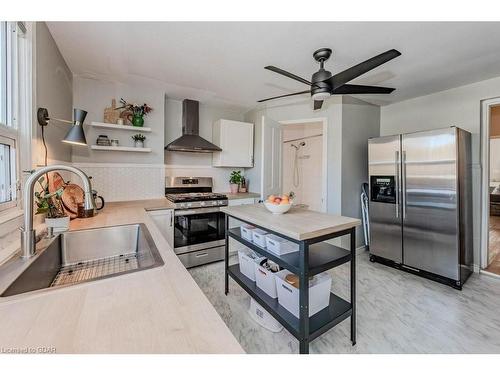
(221, 204), (361, 241)
(0, 199), (243, 354)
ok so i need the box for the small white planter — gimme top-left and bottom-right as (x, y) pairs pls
(45, 216), (70, 233)
(134, 140), (145, 148)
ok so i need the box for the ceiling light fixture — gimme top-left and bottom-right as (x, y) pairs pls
(37, 107), (88, 146)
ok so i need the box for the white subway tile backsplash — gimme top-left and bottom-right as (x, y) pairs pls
(74, 164), (165, 202)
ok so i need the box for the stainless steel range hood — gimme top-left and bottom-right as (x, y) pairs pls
(165, 99), (222, 153)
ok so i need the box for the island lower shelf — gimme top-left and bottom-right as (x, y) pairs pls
(228, 265), (351, 341)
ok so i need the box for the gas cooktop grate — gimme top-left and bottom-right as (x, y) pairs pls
(50, 253), (140, 287)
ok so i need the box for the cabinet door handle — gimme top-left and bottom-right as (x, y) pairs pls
(170, 211), (173, 227)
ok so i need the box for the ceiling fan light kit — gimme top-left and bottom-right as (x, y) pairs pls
(259, 47), (401, 110)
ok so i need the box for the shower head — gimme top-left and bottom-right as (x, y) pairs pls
(291, 141), (306, 150)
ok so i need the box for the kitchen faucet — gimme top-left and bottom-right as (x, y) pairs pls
(20, 165), (96, 259)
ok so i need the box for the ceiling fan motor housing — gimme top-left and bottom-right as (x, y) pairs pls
(311, 68), (332, 98)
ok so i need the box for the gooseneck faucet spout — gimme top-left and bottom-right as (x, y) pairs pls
(21, 165), (96, 259)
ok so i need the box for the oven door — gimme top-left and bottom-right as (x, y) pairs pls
(173, 207), (225, 254)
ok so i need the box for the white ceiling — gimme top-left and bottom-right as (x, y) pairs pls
(47, 22), (500, 110)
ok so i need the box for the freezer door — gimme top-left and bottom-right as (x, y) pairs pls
(368, 135), (403, 263)
(402, 128), (459, 280)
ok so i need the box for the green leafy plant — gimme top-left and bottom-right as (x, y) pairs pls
(229, 170), (242, 185)
(131, 134), (146, 142)
(34, 176), (66, 218)
(117, 98), (153, 117)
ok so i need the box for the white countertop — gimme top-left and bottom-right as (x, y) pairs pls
(221, 204), (361, 240)
(0, 199), (243, 354)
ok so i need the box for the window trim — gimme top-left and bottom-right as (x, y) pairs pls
(0, 131), (18, 210)
(0, 21), (32, 215)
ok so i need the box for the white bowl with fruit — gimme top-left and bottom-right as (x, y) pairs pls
(264, 194), (292, 214)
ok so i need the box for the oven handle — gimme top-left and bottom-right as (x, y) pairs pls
(174, 207), (222, 216)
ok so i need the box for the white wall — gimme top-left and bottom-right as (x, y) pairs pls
(72, 75), (165, 164)
(380, 75), (500, 268)
(244, 97), (344, 214)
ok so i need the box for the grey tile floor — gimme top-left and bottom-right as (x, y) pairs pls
(189, 252), (500, 354)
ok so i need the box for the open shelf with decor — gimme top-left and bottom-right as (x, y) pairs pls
(90, 121), (152, 132)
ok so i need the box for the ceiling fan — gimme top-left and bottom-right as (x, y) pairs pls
(258, 48), (401, 110)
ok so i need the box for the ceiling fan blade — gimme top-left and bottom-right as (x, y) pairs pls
(314, 100), (323, 110)
(265, 66), (312, 86)
(326, 49), (401, 89)
(332, 84), (395, 95)
(257, 90), (310, 103)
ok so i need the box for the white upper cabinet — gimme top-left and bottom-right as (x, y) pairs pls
(212, 119), (254, 167)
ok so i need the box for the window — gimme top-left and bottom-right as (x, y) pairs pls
(0, 21), (28, 212)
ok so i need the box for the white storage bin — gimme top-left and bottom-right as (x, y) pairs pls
(241, 224), (255, 242)
(248, 298), (283, 333)
(252, 229), (268, 248)
(254, 260), (280, 298)
(238, 250), (264, 281)
(265, 234), (299, 256)
(275, 270), (332, 318)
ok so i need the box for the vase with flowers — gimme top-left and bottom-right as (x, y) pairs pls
(116, 98), (153, 127)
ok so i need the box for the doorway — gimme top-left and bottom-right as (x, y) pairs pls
(486, 104), (500, 274)
(481, 99), (500, 276)
(280, 120), (326, 212)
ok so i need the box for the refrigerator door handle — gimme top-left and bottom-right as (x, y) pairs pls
(395, 150), (400, 218)
(402, 150), (407, 220)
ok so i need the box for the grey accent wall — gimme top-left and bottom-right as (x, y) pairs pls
(35, 22), (73, 163)
(341, 96), (380, 247)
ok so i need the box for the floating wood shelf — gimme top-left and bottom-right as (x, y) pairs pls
(90, 121), (152, 132)
(90, 145), (151, 153)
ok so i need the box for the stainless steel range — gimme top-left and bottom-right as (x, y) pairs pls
(165, 177), (228, 268)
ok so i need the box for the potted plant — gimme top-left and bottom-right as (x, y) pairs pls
(35, 176), (69, 232)
(116, 98), (153, 127)
(132, 133), (146, 148)
(229, 170), (242, 194)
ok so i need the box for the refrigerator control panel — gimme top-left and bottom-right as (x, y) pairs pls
(370, 176), (396, 204)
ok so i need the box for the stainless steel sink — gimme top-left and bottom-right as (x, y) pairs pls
(0, 223), (164, 297)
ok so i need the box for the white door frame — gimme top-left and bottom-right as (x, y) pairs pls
(480, 97), (500, 270)
(279, 117), (328, 212)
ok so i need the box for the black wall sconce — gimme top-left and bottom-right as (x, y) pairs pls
(37, 107), (88, 146)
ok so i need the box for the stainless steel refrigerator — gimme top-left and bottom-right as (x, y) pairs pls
(368, 127), (473, 288)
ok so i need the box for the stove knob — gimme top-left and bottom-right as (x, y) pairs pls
(212, 201), (218, 206)
(180, 203), (187, 208)
(200, 201), (205, 206)
(187, 203), (192, 208)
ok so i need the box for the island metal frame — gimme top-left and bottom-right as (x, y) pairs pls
(224, 214), (356, 354)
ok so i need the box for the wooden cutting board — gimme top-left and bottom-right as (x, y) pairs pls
(61, 183), (85, 215)
(48, 172), (65, 194)
(47, 172), (77, 219)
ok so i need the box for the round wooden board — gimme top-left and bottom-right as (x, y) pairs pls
(48, 172), (65, 194)
(61, 184), (85, 214)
